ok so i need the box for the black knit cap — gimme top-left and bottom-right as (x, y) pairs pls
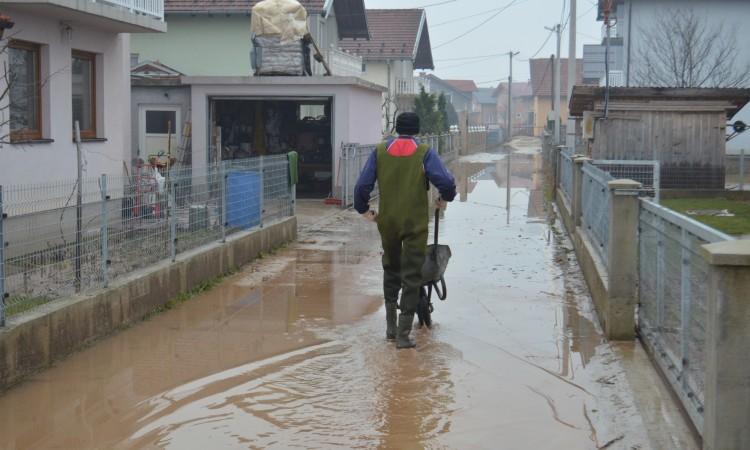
(396, 112), (420, 136)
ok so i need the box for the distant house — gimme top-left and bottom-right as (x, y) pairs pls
(0, 0), (165, 186)
(493, 81), (534, 138)
(529, 58), (583, 137)
(475, 88), (498, 126)
(131, 0), (369, 77)
(339, 8), (435, 132)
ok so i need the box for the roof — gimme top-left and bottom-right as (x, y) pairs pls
(569, 86), (750, 117)
(339, 9), (434, 70)
(420, 74), (472, 101)
(493, 81), (533, 98)
(443, 79), (478, 93)
(165, 0), (326, 13)
(529, 58), (584, 97)
(475, 88), (496, 105)
(131, 60), (184, 79)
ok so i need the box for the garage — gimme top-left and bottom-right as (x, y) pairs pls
(210, 97), (334, 198)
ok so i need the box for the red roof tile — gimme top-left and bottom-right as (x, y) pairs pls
(529, 58), (583, 97)
(443, 79), (478, 93)
(165, 0), (326, 13)
(339, 9), (433, 68)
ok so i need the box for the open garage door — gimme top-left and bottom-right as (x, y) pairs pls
(210, 97), (333, 198)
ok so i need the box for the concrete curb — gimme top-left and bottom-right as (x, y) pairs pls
(0, 217), (297, 391)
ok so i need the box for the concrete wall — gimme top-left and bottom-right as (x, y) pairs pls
(361, 59), (415, 133)
(0, 216), (297, 391)
(0, 9), (133, 186)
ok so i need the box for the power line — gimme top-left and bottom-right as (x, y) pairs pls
(432, 0), (529, 28)
(415, 0), (456, 8)
(433, 0), (522, 50)
(520, 28), (555, 62)
(435, 52), (508, 62)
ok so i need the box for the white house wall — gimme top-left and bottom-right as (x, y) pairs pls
(186, 79), (382, 191)
(0, 9), (131, 186)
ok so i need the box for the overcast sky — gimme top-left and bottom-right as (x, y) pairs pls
(365, 0), (603, 87)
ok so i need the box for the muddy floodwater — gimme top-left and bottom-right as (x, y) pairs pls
(0, 143), (698, 449)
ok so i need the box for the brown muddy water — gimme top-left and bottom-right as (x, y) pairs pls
(0, 148), (690, 449)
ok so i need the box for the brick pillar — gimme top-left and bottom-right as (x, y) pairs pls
(571, 157), (590, 227)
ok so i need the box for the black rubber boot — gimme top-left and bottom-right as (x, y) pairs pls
(396, 313), (416, 349)
(385, 302), (398, 340)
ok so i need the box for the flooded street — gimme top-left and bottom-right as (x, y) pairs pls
(0, 144), (697, 449)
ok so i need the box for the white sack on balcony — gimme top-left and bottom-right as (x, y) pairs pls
(250, 0), (309, 43)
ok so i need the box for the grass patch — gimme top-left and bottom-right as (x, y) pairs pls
(5, 296), (52, 317)
(662, 198), (750, 236)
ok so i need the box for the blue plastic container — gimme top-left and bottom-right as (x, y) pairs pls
(226, 170), (262, 229)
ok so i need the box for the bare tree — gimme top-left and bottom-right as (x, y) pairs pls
(633, 9), (750, 88)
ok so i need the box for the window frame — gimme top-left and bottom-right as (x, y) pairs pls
(9, 40), (43, 142)
(71, 49), (97, 139)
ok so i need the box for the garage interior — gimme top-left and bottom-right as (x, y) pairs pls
(211, 97), (333, 197)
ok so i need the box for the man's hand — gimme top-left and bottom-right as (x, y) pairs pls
(434, 196), (448, 210)
(361, 210), (378, 222)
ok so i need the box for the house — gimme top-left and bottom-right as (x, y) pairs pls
(493, 81), (534, 138)
(593, 0), (750, 151)
(130, 0), (383, 199)
(474, 88), (498, 126)
(529, 58), (583, 137)
(131, 0), (369, 77)
(0, 0), (165, 186)
(418, 75), (479, 123)
(569, 86), (750, 189)
(339, 8), (435, 133)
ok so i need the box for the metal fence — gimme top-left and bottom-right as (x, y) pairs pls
(340, 143), (376, 209)
(339, 133), (460, 209)
(0, 155), (295, 323)
(581, 162), (614, 266)
(637, 199), (735, 434)
(593, 160), (661, 202)
(558, 147), (575, 203)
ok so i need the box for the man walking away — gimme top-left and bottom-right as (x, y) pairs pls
(354, 112), (457, 349)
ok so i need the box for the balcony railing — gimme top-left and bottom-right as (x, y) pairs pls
(395, 77), (418, 96)
(326, 47), (363, 77)
(97, 0), (164, 21)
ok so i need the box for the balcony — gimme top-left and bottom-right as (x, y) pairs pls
(395, 77), (418, 96)
(4, 0), (166, 32)
(325, 47), (363, 77)
(97, 0), (163, 21)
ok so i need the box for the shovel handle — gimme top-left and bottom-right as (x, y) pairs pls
(434, 208), (440, 246)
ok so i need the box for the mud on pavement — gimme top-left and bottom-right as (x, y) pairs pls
(0, 144), (698, 450)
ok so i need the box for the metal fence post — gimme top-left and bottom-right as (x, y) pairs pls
(100, 175), (109, 288)
(169, 180), (177, 262)
(656, 217), (665, 330)
(0, 186), (5, 326)
(221, 163), (227, 242)
(343, 146), (349, 209)
(654, 161), (661, 203)
(260, 155), (265, 227)
(740, 148), (746, 191)
(679, 227), (692, 394)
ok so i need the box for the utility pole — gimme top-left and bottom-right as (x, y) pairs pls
(545, 24), (563, 145)
(567, 0), (577, 150)
(506, 51), (519, 223)
(506, 51), (519, 143)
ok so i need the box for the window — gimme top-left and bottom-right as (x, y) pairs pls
(9, 40), (42, 141)
(298, 104), (326, 120)
(145, 110), (177, 134)
(72, 50), (96, 139)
